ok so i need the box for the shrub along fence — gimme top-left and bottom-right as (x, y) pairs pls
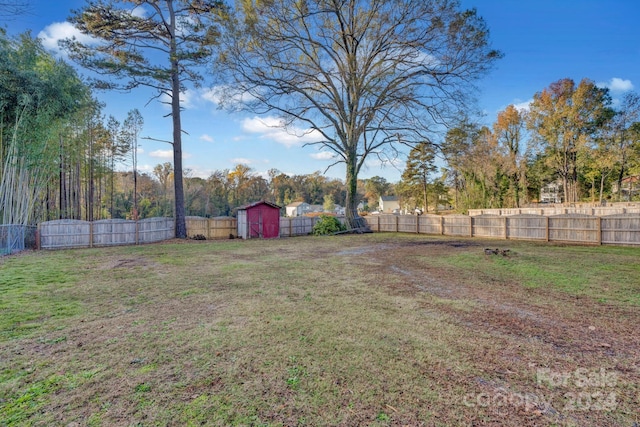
(364, 213), (640, 246)
(280, 216), (348, 237)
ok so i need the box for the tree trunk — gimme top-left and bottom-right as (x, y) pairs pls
(169, 4), (186, 239)
(110, 152), (115, 218)
(422, 180), (428, 213)
(59, 134), (66, 219)
(88, 127), (94, 222)
(345, 156), (365, 229)
(562, 176), (569, 205)
(513, 173), (520, 208)
(133, 169), (138, 220)
(74, 159), (81, 219)
(616, 167), (625, 202)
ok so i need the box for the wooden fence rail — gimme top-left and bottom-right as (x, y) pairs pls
(469, 206), (640, 217)
(185, 216), (237, 239)
(36, 213), (640, 250)
(39, 217), (175, 249)
(364, 213), (640, 246)
(37, 216), (347, 250)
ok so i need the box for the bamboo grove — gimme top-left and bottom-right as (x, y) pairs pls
(0, 30), (147, 224)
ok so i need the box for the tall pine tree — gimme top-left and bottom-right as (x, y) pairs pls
(63, 0), (227, 237)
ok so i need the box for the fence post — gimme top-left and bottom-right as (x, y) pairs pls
(596, 216), (602, 245)
(395, 215), (399, 232)
(504, 216), (508, 240)
(89, 221), (94, 248)
(469, 216), (473, 237)
(545, 216), (550, 242)
(289, 218), (293, 237)
(440, 216), (445, 235)
(416, 215), (420, 234)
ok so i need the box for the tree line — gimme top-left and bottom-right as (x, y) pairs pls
(2, 1), (639, 231)
(398, 78), (640, 214)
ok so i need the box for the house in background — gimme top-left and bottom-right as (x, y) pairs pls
(612, 176), (640, 201)
(540, 181), (562, 203)
(379, 195), (400, 213)
(286, 201), (311, 217)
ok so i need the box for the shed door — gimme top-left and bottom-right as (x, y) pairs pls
(248, 209), (262, 238)
(262, 208), (279, 238)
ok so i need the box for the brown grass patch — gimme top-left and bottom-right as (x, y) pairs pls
(1, 234), (638, 426)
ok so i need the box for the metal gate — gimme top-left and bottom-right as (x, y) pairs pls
(0, 225), (36, 255)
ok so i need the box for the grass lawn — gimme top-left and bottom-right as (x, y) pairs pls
(0, 233), (638, 426)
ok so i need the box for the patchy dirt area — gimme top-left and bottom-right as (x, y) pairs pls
(364, 238), (639, 426)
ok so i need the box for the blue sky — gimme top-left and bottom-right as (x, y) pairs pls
(5, 0), (640, 183)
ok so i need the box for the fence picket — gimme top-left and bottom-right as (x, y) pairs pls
(363, 213), (640, 246)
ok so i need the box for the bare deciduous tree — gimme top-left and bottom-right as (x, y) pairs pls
(217, 0), (501, 228)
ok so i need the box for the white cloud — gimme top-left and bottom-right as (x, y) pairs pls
(598, 77), (634, 93)
(241, 116), (324, 148)
(512, 99), (532, 112)
(201, 88), (222, 105)
(231, 157), (252, 165)
(159, 88), (198, 110)
(183, 166), (212, 179)
(364, 156), (404, 173)
(199, 134), (214, 143)
(310, 151), (335, 160)
(203, 85), (258, 108)
(149, 149), (190, 160)
(138, 164), (154, 173)
(149, 149), (173, 159)
(38, 21), (98, 56)
(131, 5), (148, 18)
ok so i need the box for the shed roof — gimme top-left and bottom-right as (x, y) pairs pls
(237, 200), (282, 211)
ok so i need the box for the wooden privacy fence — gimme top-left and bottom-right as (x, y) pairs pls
(469, 206), (640, 217)
(185, 216), (237, 239)
(37, 215), (347, 250)
(39, 217), (174, 249)
(187, 216), (348, 238)
(184, 216), (335, 239)
(279, 216), (347, 237)
(365, 213), (640, 246)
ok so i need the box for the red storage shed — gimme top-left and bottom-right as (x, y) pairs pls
(237, 201), (281, 239)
